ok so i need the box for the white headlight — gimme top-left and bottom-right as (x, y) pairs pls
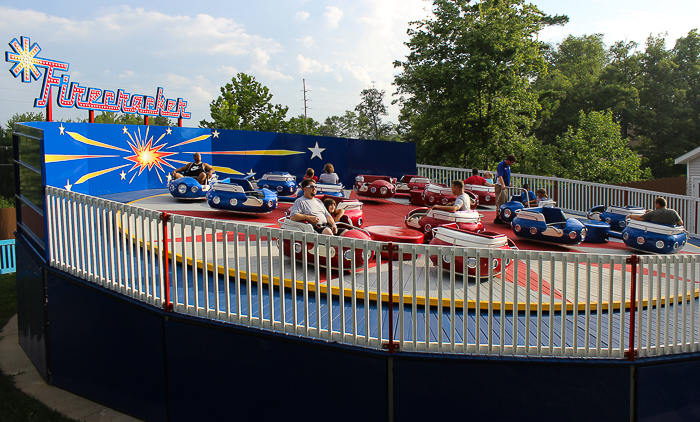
(191, 186), (198, 193)
(637, 237), (645, 245)
(467, 258), (477, 268)
(178, 184), (187, 194)
(656, 240), (664, 249)
(212, 196), (220, 204)
(230, 198), (238, 206)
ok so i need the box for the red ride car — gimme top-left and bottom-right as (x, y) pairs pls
(353, 175), (397, 199)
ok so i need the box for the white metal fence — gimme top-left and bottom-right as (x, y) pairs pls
(418, 164), (700, 237)
(44, 185), (700, 359)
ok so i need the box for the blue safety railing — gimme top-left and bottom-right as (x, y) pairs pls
(0, 239), (16, 274)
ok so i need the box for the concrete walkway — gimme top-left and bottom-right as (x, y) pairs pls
(0, 315), (140, 422)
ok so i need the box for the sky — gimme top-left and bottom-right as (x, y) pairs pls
(1, 0), (699, 128)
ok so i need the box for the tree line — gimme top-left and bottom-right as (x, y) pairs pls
(4, 0), (700, 185)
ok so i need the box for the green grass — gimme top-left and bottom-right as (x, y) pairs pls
(0, 273), (77, 422)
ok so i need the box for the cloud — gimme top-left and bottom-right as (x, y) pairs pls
(118, 70), (136, 79)
(297, 54), (333, 74)
(296, 35), (316, 49)
(294, 11), (310, 21)
(248, 48), (294, 81)
(324, 6), (343, 28)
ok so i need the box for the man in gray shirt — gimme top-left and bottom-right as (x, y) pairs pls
(431, 180), (472, 212)
(289, 178), (339, 235)
(629, 197), (683, 226)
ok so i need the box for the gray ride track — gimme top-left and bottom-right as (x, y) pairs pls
(95, 189), (700, 350)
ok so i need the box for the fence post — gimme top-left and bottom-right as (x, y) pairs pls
(382, 242), (399, 353)
(162, 212), (173, 312)
(626, 254), (638, 361)
(553, 179), (559, 204)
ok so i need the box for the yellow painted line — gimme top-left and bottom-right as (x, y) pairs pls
(138, 238), (699, 313)
(66, 131), (130, 152)
(127, 193), (170, 205)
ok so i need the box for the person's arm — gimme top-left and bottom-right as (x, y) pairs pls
(432, 204), (458, 212)
(333, 209), (345, 222)
(203, 163), (215, 178)
(290, 212), (319, 224)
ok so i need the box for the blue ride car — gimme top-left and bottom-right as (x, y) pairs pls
(587, 205), (645, 233)
(168, 175), (216, 199)
(258, 171), (298, 196)
(511, 206), (587, 245)
(622, 220), (688, 254)
(206, 176), (277, 213)
(296, 182), (345, 198)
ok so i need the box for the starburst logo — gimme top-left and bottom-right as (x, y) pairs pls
(6, 36), (42, 82)
(123, 127), (176, 183)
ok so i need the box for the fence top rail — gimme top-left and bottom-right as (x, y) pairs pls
(417, 164), (697, 202)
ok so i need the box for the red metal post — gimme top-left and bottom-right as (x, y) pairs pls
(624, 190), (629, 207)
(162, 212), (173, 312)
(89, 110), (94, 123)
(46, 87), (52, 122)
(553, 179), (558, 204)
(382, 243), (399, 353)
(178, 117), (183, 127)
(626, 254), (638, 361)
(144, 116), (149, 126)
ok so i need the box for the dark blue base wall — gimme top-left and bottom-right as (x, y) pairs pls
(15, 239), (49, 381)
(164, 317), (388, 421)
(393, 355), (631, 421)
(45, 273), (169, 422)
(15, 235), (700, 421)
(638, 358), (700, 421)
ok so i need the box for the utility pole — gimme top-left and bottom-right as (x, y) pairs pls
(303, 79), (308, 134)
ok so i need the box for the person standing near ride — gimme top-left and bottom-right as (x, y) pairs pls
(628, 197), (684, 226)
(172, 153), (214, 184)
(494, 154), (516, 223)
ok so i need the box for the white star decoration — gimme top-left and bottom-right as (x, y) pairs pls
(213, 130), (220, 138)
(64, 179), (72, 191)
(59, 123), (65, 135)
(120, 171), (126, 180)
(166, 173), (172, 183)
(247, 169), (256, 177)
(308, 142), (325, 159)
(122, 126), (128, 134)
(166, 127), (172, 135)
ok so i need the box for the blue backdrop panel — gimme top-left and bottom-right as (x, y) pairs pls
(164, 315), (388, 422)
(45, 274), (168, 422)
(31, 122), (415, 196)
(638, 359), (700, 421)
(393, 355), (631, 421)
(15, 239), (49, 381)
(347, 137), (416, 181)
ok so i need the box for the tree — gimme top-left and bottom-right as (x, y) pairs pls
(283, 115), (320, 135)
(200, 73), (288, 132)
(2, 111), (44, 145)
(393, 0), (567, 169)
(318, 111), (363, 139)
(635, 34), (687, 178)
(354, 87), (394, 140)
(672, 29), (700, 170)
(555, 110), (648, 184)
(533, 34), (610, 145)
